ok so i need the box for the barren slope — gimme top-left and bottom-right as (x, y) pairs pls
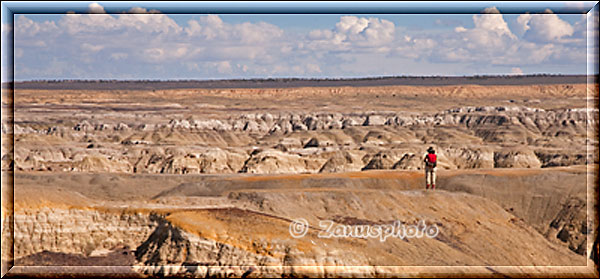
(4, 166), (597, 277)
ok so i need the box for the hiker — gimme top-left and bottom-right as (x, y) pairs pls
(424, 146), (437, 190)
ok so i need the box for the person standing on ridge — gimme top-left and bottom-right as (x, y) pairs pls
(424, 146), (437, 190)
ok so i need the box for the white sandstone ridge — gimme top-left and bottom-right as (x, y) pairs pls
(5, 106), (598, 135)
(89, 106), (600, 134)
(445, 106), (545, 113)
(5, 105), (598, 174)
(11, 142), (594, 174)
(10, 208), (159, 259)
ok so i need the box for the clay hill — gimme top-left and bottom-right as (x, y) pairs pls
(1, 79), (598, 277)
(3, 167), (598, 277)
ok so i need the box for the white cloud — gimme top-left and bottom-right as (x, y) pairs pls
(510, 67), (523, 75)
(58, 9), (182, 35)
(60, 14), (118, 35)
(306, 16), (395, 51)
(88, 2), (105, 14)
(81, 43), (103, 52)
(518, 10), (574, 42)
(453, 7), (516, 50)
(434, 7), (521, 65)
(425, 7), (586, 68)
(15, 15), (59, 36)
(19, 13), (286, 70)
(236, 22), (283, 44)
(515, 14), (531, 35)
(184, 15), (283, 44)
(117, 13), (182, 33)
(454, 26), (467, 33)
(12, 12), (588, 80)
(474, 7), (516, 39)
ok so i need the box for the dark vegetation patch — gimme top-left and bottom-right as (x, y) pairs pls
(8, 74), (594, 90)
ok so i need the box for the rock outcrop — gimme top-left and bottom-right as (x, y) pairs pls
(494, 148), (542, 168)
(8, 106), (596, 175)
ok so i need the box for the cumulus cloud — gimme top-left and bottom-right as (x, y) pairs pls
(306, 16), (395, 51)
(454, 7), (516, 50)
(15, 15), (59, 36)
(336, 16), (395, 45)
(518, 10), (575, 42)
(88, 2), (105, 14)
(426, 7), (586, 68)
(11, 12), (588, 80)
(117, 13), (182, 33)
(429, 7), (521, 64)
(475, 7), (516, 39)
(16, 13), (290, 75)
(185, 15), (283, 44)
(59, 12), (182, 35)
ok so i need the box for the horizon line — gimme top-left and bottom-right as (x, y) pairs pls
(7, 73), (596, 83)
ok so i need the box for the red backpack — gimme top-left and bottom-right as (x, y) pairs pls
(426, 154), (437, 168)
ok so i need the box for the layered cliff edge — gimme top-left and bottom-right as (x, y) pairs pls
(2, 166), (597, 277)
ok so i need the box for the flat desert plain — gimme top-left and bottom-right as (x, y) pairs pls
(1, 80), (599, 277)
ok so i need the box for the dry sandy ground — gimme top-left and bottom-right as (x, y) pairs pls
(3, 166), (598, 277)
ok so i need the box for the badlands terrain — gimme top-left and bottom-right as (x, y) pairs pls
(1, 78), (599, 277)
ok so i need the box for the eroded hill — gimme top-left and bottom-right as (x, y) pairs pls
(4, 84), (598, 175)
(2, 167), (597, 277)
(2, 82), (598, 277)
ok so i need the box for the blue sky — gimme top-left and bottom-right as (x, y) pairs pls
(2, 2), (598, 80)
